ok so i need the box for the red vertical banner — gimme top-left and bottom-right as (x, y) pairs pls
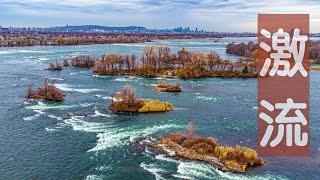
(258, 14), (310, 155)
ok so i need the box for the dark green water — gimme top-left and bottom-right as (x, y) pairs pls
(0, 39), (319, 179)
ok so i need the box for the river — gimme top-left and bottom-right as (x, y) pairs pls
(0, 38), (319, 179)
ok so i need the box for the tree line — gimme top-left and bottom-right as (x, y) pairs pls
(93, 46), (258, 78)
(226, 41), (320, 64)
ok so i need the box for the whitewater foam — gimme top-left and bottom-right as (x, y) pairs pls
(49, 77), (64, 81)
(69, 71), (89, 75)
(196, 95), (217, 102)
(64, 116), (110, 133)
(55, 84), (101, 93)
(93, 110), (112, 118)
(85, 174), (105, 180)
(140, 163), (166, 180)
(26, 101), (94, 113)
(176, 161), (216, 179)
(38, 57), (49, 61)
(175, 160), (287, 180)
(95, 94), (113, 100)
(155, 154), (178, 163)
(88, 124), (181, 152)
(23, 114), (41, 121)
(0, 50), (46, 55)
(48, 114), (63, 120)
(112, 76), (142, 82)
(92, 74), (108, 78)
(45, 127), (59, 133)
(95, 165), (111, 172)
(23, 108), (45, 121)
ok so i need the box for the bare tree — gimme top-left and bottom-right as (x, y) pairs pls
(26, 83), (33, 93)
(187, 121), (195, 137)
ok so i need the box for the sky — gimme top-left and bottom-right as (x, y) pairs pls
(0, 0), (320, 32)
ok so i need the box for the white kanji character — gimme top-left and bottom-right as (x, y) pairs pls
(260, 28), (308, 77)
(259, 98), (308, 147)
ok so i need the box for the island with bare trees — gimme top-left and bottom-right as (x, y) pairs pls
(71, 55), (96, 68)
(25, 78), (64, 101)
(108, 85), (173, 113)
(93, 46), (258, 78)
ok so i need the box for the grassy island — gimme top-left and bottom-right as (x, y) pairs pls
(25, 78), (64, 101)
(93, 46), (258, 78)
(108, 85), (173, 113)
(155, 80), (182, 92)
(311, 65), (320, 70)
(138, 100), (173, 113)
(151, 123), (264, 173)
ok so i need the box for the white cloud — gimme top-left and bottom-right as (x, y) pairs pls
(0, 0), (320, 32)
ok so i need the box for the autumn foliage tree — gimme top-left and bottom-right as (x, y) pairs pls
(93, 46), (258, 78)
(226, 41), (257, 57)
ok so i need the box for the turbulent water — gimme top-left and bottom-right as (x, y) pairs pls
(1, 38), (320, 179)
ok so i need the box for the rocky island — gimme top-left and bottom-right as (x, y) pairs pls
(144, 122), (264, 173)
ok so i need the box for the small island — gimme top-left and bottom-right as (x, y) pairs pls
(46, 59), (70, 71)
(147, 122), (264, 173)
(47, 60), (63, 71)
(108, 85), (173, 113)
(155, 80), (182, 92)
(25, 78), (64, 101)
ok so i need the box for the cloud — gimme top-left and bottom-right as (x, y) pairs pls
(0, 0), (319, 32)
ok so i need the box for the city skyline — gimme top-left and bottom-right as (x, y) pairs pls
(1, 0), (320, 32)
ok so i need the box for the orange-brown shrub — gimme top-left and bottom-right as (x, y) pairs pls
(108, 85), (143, 112)
(160, 122), (264, 171)
(25, 78), (64, 101)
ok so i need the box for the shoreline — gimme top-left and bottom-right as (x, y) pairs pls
(93, 71), (257, 79)
(0, 36), (254, 48)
